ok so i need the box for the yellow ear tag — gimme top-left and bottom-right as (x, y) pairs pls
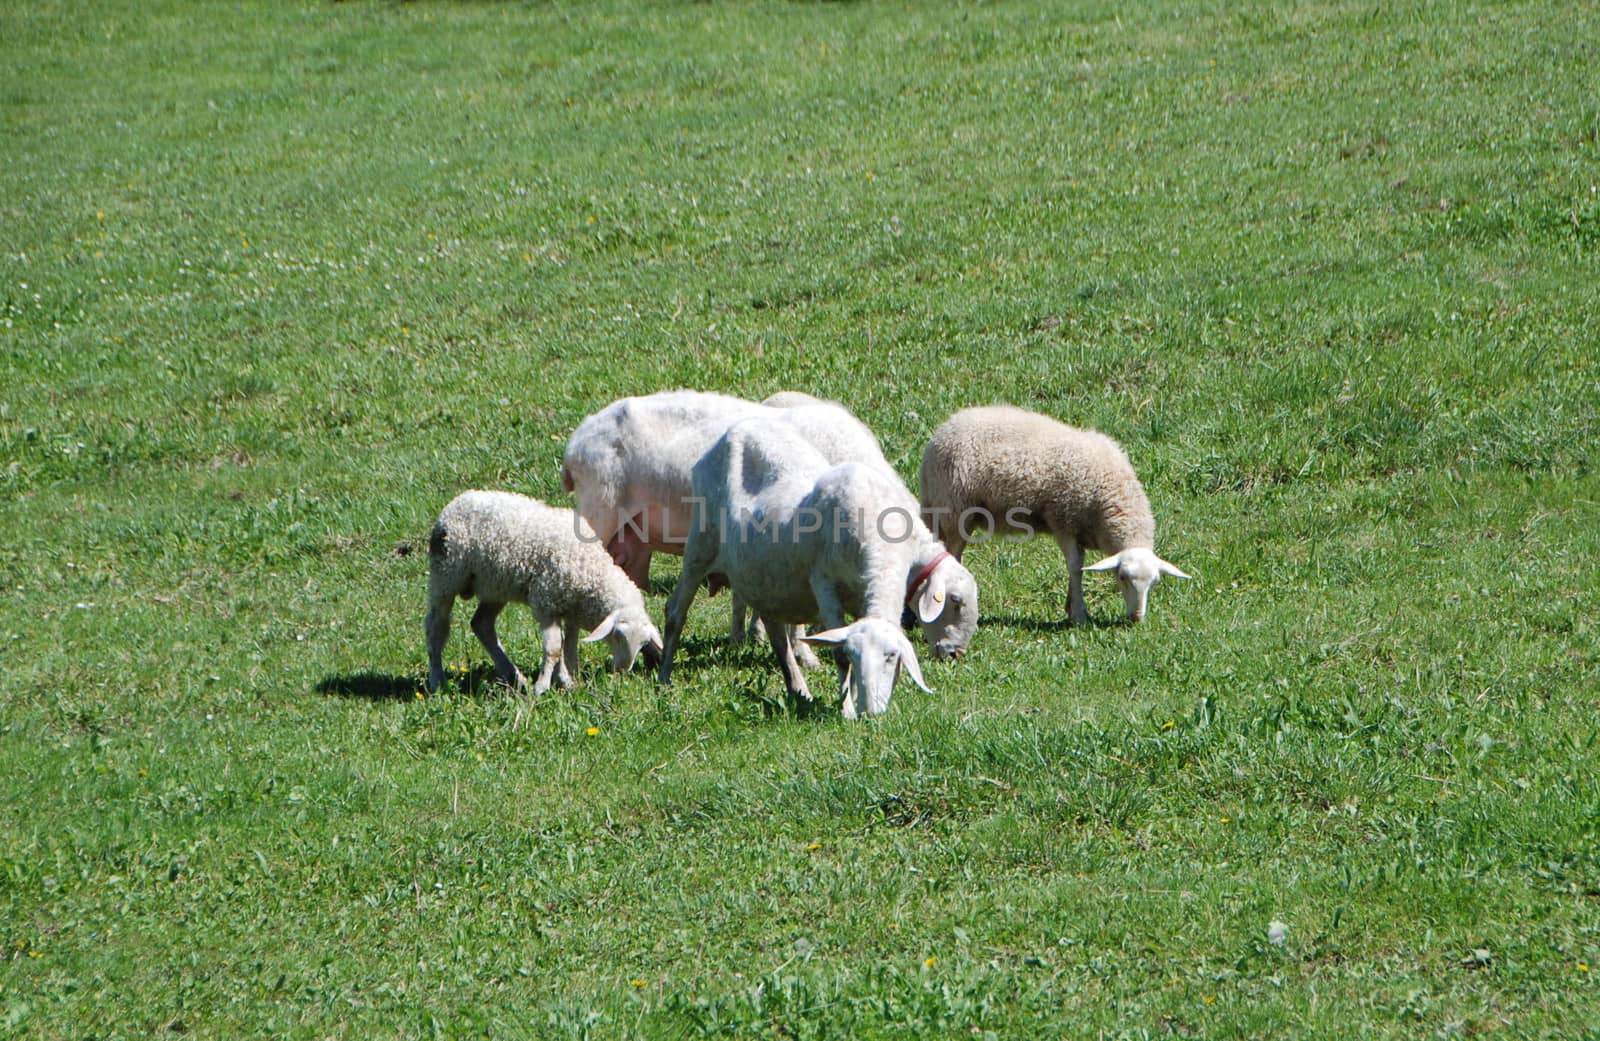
(932, 591), (945, 603)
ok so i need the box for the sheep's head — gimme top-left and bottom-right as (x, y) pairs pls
(583, 606), (664, 672)
(913, 555), (979, 660)
(801, 618), (933, 720)
(1084, 548), (1191, 622)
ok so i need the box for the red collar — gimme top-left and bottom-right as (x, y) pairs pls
(905, 550), (951, 606)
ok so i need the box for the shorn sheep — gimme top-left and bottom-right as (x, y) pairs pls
(561, 390), (891, 589)
(658, 415), (978, 718)
(561, 389), (894, 661)
(425, 491), (663, 694)
(918, 405), (1189, 624)
(561, 390), (764, 589)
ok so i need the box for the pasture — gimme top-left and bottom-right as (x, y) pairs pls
(2, 0), (1597, 1036)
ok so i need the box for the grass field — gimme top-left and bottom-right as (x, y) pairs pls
(3, 0), (1598, 1036)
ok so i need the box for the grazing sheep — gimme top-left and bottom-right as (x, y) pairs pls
(425, 490), (662, 694)
(918, 405), (1189, 624)
(560, 389), (893, 659)
(729, 390), (895, 644)
(561, 391), (764, 588)
(658, 416), (978, 718)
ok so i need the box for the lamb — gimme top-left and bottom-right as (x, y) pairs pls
(424, 490), (662, 694)
(918, 405), (1189, 624)
(657, 415), (979, 719)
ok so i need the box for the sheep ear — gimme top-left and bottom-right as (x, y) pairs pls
(896, 632), (934, 694)
(1084, 552), (1123, 574)
(916, 566), (948, 625)
(800, 626), (850, 647)
(1157, 558), (1192, 580)
(582, 611), (619, 643)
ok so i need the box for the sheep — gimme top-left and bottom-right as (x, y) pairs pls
(424, 490), (662, 695)
(728, 390), (895, 644)
(918, 405), (1190, 624)
(560, 389), (893, 657)
(657, 415), (979, 718)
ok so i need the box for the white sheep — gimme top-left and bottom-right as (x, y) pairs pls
(424, 490), (662, 694)
(561, 390), (765, 589)
(561, 389), (893, 657)
(658, 415), (979, 718)
(728, 390), (894, 644)
(918, 405), (1189, 624)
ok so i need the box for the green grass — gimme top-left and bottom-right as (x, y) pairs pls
(3, 0), (1598, 1036)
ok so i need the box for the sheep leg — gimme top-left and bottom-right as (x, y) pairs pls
(791, 626), (823, 671)
(424, 594), (454, 692)
(808, 578), (850, 692)
(471, 601), (526, 690)
(658, 535), (716, 685)
(556, 619), (579, 689)
(529, 616), (563, 696)
(765, 615), (811, 702)
(1056, 534), (1090, 625)
(940, 513), (968, 562)
(730, 591), (771, 646)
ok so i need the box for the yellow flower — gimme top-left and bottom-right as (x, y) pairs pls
(923, 956), (936, 969)
(1580, 963), (1590, 972)
(807, 842), (822, 851)
(631, 978), (647, 988)
(1162, 720), (1175, 730)
(1202, 995), (1216, 1005)
(586, 726), (600, 736)
(1220, 816), (1231, 823)
(415, 690), (424, 699)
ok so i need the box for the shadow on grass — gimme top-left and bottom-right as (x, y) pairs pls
(315, 664), (510, 701)
(979, 613), (1125, 633)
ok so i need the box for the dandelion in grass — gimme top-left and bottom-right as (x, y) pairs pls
(630, 978), (647, 988)
(1580, 963), (1590, 972)
(923, 956), (937, 969)
(586, 726), (600, 736)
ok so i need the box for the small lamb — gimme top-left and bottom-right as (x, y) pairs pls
(919, 405), (1189, 624)
(659, 416), (978, 718)
(424, 490), (662, 694)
